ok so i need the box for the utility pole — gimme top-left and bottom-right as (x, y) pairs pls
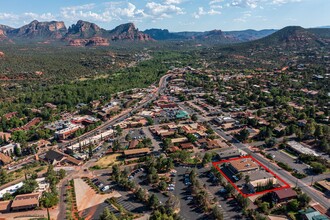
(310, 176), (314, 186)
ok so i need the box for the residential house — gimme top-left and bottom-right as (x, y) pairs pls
(180, 143), (194, 150)
(129, 140), (140, 149)
(176, 110), (189, 120)
(272, 188), (297, 203)
(171, 137), (188, 144)
(299, 208), (329, 220)
(0, 153), (12, 166)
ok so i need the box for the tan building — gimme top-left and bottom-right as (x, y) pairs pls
(123, 148), (150, 158)
(11, 193), (40, 211)
(0, 200), (11, 213)
(228, 158), (259, 174)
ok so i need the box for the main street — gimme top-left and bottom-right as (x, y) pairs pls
(178, 102), (330, 210)
(58, 74), (171, 149)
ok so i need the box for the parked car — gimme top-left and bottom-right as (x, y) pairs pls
(101, 185), (110, 192)
(219, 188), (227, 193)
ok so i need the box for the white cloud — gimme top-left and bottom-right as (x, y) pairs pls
(163, 0), (183, 4)
(230, 0), (260, 9)
(193, 7), (221, 19)
(210, 0), (224, 4)
(227, 0), (303, 9)
(233, 11), (252, 22)
(0, 12), (57, 26)
(145, 2), (184, 19)
(0, 13), (18, 21)
(271, 0), (302, 5)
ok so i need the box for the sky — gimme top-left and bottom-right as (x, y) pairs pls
(0, 0), (329, 32)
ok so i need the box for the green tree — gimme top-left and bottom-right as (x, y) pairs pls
(191, 114), (198, 122)
(298, 193), (311, 207)
(14, 145), (21, 157)
(186, 133), (197, 143)
(260, 202), (270, 214)
(314, 125), (323, 139)
(236, 128), (249, 142)
(212, 205), (224, 220)
(58, 169), (66, 179)
(11, 130), (27, 143)
(2, 192), (13, 200)
(224, 183), (235, 196)
(244, 175), (251, 185)
(158, 180), (167, 191)
(202, 152), (212, 166)
(288, 199), (299, 211)
(163, 138), (173, 151)
(237, 193), (249, 209)
(99, 207), (118, 220)
(115, 125), (123, 136)
(0, 168), (8, 185)
(16, 179), (38, 194)
(148, 194), (159, 210)
(40, 191), (59, 208)
(112, 140), (121, 152)
(310, 162), (326, 174)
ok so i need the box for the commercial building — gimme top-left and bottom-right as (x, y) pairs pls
(228, 158), (259, 174)
(11, 193), (40, 211)
(45, 149), (82, 166)
(287, 141), (319, 156)
(54, 123), (84, 140)
(0, 200), (11, 213)
(0, 143), (20, 156)
(217, 148), (242, 160)
(123, 148), (150, 158)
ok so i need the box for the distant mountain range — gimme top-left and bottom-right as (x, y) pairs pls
(0, 20), (152, 46)
(0, 20), (329, 47)
(144, 28), (277, 42)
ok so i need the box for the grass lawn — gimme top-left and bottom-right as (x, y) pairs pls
(8, 165), (47, 182)
(94, 153), (121, 168)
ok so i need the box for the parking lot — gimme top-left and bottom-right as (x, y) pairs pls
(266, 148), (310, 174)
(128, 128), (146, 140)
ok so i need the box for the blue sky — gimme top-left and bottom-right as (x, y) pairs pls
(0, 0), (328, 31)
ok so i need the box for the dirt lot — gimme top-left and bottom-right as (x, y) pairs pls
(74, 178), (121, 217)
(94, 153), (121, 168)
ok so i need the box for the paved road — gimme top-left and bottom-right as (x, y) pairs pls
(58, 74), (171, 150)
(142, 127), (162, 152)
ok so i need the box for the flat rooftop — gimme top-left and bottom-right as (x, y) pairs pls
(229, 158), (259, 173)
(287, 141), (319, 156)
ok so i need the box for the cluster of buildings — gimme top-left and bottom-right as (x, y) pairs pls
(0, 178), (49, 213)
(45, 115), (99, 140)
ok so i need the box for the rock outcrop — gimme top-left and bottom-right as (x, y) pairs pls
(65, 20), (107, 39)
(109, 23), (152, 41)
(68, 37), (109, 46)
(6, 20), (67, 39)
